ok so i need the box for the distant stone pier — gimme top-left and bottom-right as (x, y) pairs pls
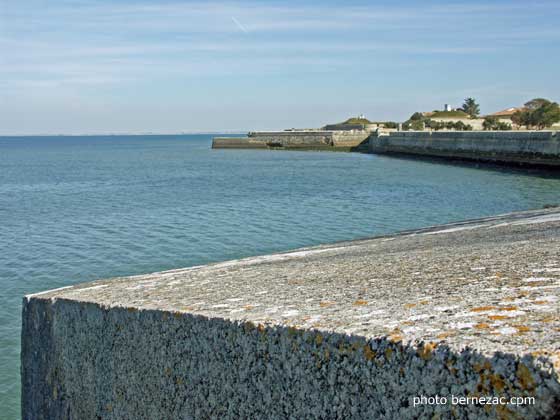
(212, 130), (370, 152)
(22, 208), (560, 419)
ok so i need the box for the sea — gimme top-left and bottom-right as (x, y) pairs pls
(1, 134), (560, 417)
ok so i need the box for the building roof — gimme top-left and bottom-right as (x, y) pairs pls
(489, 107), (523, 117)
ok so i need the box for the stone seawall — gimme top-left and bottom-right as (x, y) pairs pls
(369, 131), (560, 167)
(22, 208), (560, 419)
(212, 130), (370, 151)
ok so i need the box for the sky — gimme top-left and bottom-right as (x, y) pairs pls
(0, 0), (559, 135)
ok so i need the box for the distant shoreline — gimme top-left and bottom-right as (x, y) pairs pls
(0, 132), (249, 137)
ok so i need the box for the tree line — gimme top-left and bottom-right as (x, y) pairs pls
(403, 97), (560, 131)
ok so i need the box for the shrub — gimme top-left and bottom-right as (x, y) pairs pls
(512, 98), (560, 129)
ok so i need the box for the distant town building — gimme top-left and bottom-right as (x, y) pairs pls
(418, 106), (485, 130)
(488, 107), (522, 119)
(487, 107), (524, 129)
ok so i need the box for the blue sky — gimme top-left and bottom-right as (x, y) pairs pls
(1, 0), (559, 134)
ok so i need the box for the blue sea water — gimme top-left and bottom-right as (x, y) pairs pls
(1, 134), (560, 417)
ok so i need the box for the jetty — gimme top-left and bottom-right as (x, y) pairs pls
(22, 207), (560, 419)
(212, 130), (371, 152)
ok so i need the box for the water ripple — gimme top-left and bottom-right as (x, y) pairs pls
(1, 134), (560, 418)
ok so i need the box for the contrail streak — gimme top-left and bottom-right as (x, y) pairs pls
(231, 16), (248, 33)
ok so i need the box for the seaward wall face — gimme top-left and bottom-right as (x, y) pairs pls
(369, 131), (560, 166)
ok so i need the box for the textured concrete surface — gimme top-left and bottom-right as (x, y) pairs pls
(212, 130), (370, 151)
(22, 208), (560, 419)
(370, 130), (560, 167)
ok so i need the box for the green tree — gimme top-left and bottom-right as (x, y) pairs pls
(524, 98), (551, 111)
(483, 116), (498, 130)
(496, 121), (512, 131)
(532, 101), (560, 129)
(410, 120), (425, 130)
(461, 97), (480, 118)
(511, 110), (530, 128)
(512, 98), (560, 129)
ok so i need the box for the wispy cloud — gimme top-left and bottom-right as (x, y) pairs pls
(0, 0), (559, 133)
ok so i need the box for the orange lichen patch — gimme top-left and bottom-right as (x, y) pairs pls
(471, 306), (497, 312)
(404, 303), (417, 309)
(164, 367), (172, 376)
(533, 300), (548, 305)
(516, 363), (535, 390)
(419, 300), (430, 305)
(385, 347), (393, 360)
(243, 305), (254, 311)
(514, 325), (531, 334)
(552, 352), (560, 371)
(287, 326), (299, 336)
(319, 301), (335, 307)
(353, 300), (368, 306)
(401, 321), (414, 326)
(315, 333), (323, 346)
(446, 360), (458, 375)
(489, 373), (506, 391)
(389, 329), (404, 342)
(497, 306), (518, 311)
(418, 342), (436, 361)
(495, 272), (503, 278)
(531, 350), (550, 358)
(496, 405), (515, 420)
(436, 331), (455, 340)
(363, 345), (376, 361)
(541, 316), (556, 323)
(473, 361), (492, 373)
(488, 315), (509, 321)
(525, 281), (550, 287)
(474, 323), (491, 330)
(257, 323), (266, 333)
(173, 312), (183, 319)
(175, 377), (184, 385)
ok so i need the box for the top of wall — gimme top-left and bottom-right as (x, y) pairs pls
(27, 207), (560, 364)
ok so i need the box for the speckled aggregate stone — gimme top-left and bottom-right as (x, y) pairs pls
(22, 208), (560, 419)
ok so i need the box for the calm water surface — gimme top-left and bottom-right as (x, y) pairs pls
(1, 134), (560, 416)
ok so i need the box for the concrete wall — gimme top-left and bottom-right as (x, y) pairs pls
(21, 207), (560, 419)
(213, 131), (370, 151)
(370, 130), (560, 167)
